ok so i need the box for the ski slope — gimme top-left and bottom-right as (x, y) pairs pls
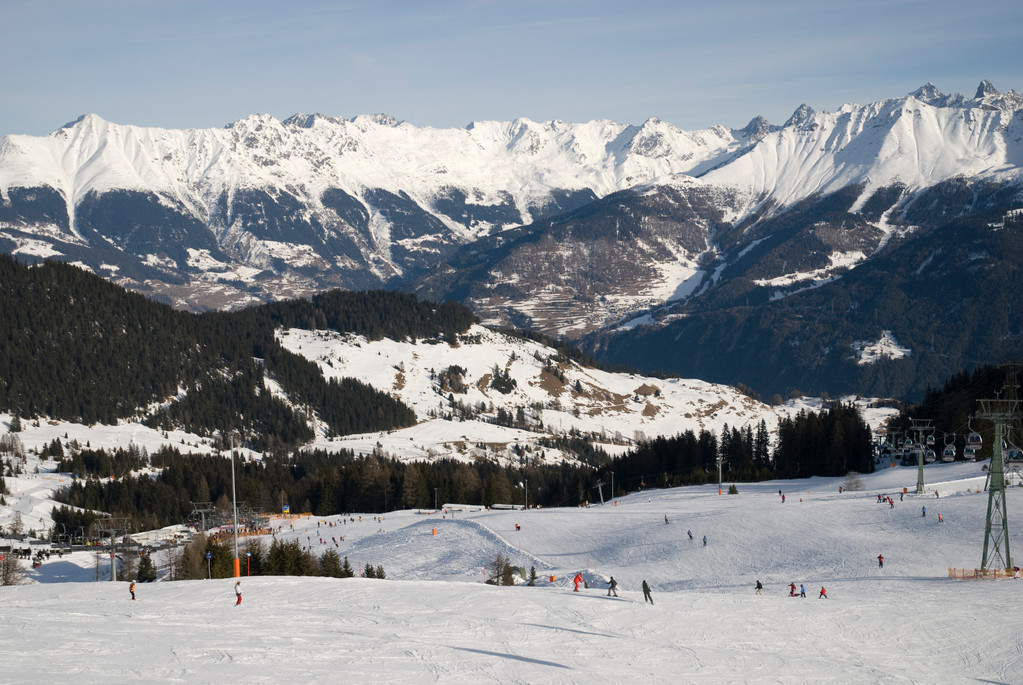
(4, 460), (1022, 683)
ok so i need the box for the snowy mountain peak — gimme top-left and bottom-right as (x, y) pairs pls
(283, 113), (345, 129)
(784, 103), (816, 128)
(739, 115), (772, 141)
(910, 82), (944, 103)
(351, 113), (402, 127)
(975, 79), (1000, 99)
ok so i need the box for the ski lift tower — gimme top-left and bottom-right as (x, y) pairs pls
(190, 501), (216, 533)
(977, 397), (1018, 573)
(94, 517), (131, 582)
(910, 419), (933, 494)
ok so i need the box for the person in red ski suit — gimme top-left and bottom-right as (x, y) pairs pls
(235, 581), (242, 605)
(573, 573), (583, 592)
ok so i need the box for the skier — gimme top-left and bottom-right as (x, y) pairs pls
(938, 514), (943, 523)
(703, 535), (707, 547)
(781, 494), (785, 503)
(755, 579), (763, 595)
(819, 586), (828, 599)
(642, 580), (653, 604)
(922, 505), (926, 518)
(1014, 566), (1020, 579)
(789, 582), (796, 597)
(799, 584), (806, 598)
(573, 572), (583, 592)
(234, 581), (242, 606)
(607, 576), (618, 597)
(687, 529), (693, 541)
(877, 554), (884, 569)
(664, 514), (669, 525)
(129, 581), (136, 601)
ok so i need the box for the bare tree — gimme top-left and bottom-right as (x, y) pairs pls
(1, 554), (26, 586)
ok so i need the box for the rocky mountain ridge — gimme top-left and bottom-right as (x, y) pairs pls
(2, 81), (1022, 398)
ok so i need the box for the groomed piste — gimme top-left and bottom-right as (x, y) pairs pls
(5, 460), (1022, 683)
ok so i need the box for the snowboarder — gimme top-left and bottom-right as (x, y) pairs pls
(687, 529), (693, 541)
(789, 582), (796, 597)
(607, 576), (618, 597)
(781, 494), (786, 503)
(129, 581), (135, 601)
(819, 586), (828, 599)
(573, 572), (583, 592)
(755, 579), (763, 595)
(642, 580), (653, 604)
(234, 581), (242, 606)
(799, 584), (806, 598)
(938, 514), (943, 523)
(703, 535), (707, 547)
(878, 554), (884, 569)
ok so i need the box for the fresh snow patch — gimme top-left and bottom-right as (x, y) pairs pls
(851, 330), (911, 365)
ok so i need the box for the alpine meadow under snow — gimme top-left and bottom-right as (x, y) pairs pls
(3, 434), (1022, 683)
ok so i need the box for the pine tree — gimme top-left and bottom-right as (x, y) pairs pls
(340, 555), (355, 578)
(137, 553), (158, 582)
(320, 548), (344, 578)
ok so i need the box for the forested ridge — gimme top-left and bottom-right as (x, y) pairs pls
(0, 256), (475, 450)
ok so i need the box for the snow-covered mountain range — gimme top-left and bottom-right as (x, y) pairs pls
(0, 81), (1017, 311)
(2, 81), (1022, 398)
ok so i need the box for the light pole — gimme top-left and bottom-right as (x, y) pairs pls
(610, 472), (614, 503)
(524, 478), (528, 510)
(717, 456), (723, 495)
(230, 432), (240, 578)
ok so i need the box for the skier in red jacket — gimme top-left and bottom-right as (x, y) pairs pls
(573, 572), (583, 592)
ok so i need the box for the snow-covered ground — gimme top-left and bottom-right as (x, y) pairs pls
(3, 456), (1021, 683)
(275, 324), (899, 465)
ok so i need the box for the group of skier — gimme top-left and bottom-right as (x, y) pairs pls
(572, 572), (653, 604)
(756, 580), (819, 597)
(127, 579), (243, 605)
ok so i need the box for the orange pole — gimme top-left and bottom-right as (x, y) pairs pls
(233, 558), (241, 578)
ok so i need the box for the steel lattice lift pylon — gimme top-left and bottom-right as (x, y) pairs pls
(93, 517), (132, 581)
(977, 396), (1018, 572)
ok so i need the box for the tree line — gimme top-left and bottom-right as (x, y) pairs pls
(50, 402), (875, 539)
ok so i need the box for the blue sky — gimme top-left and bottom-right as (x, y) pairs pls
(2, 0), (1020, 137)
